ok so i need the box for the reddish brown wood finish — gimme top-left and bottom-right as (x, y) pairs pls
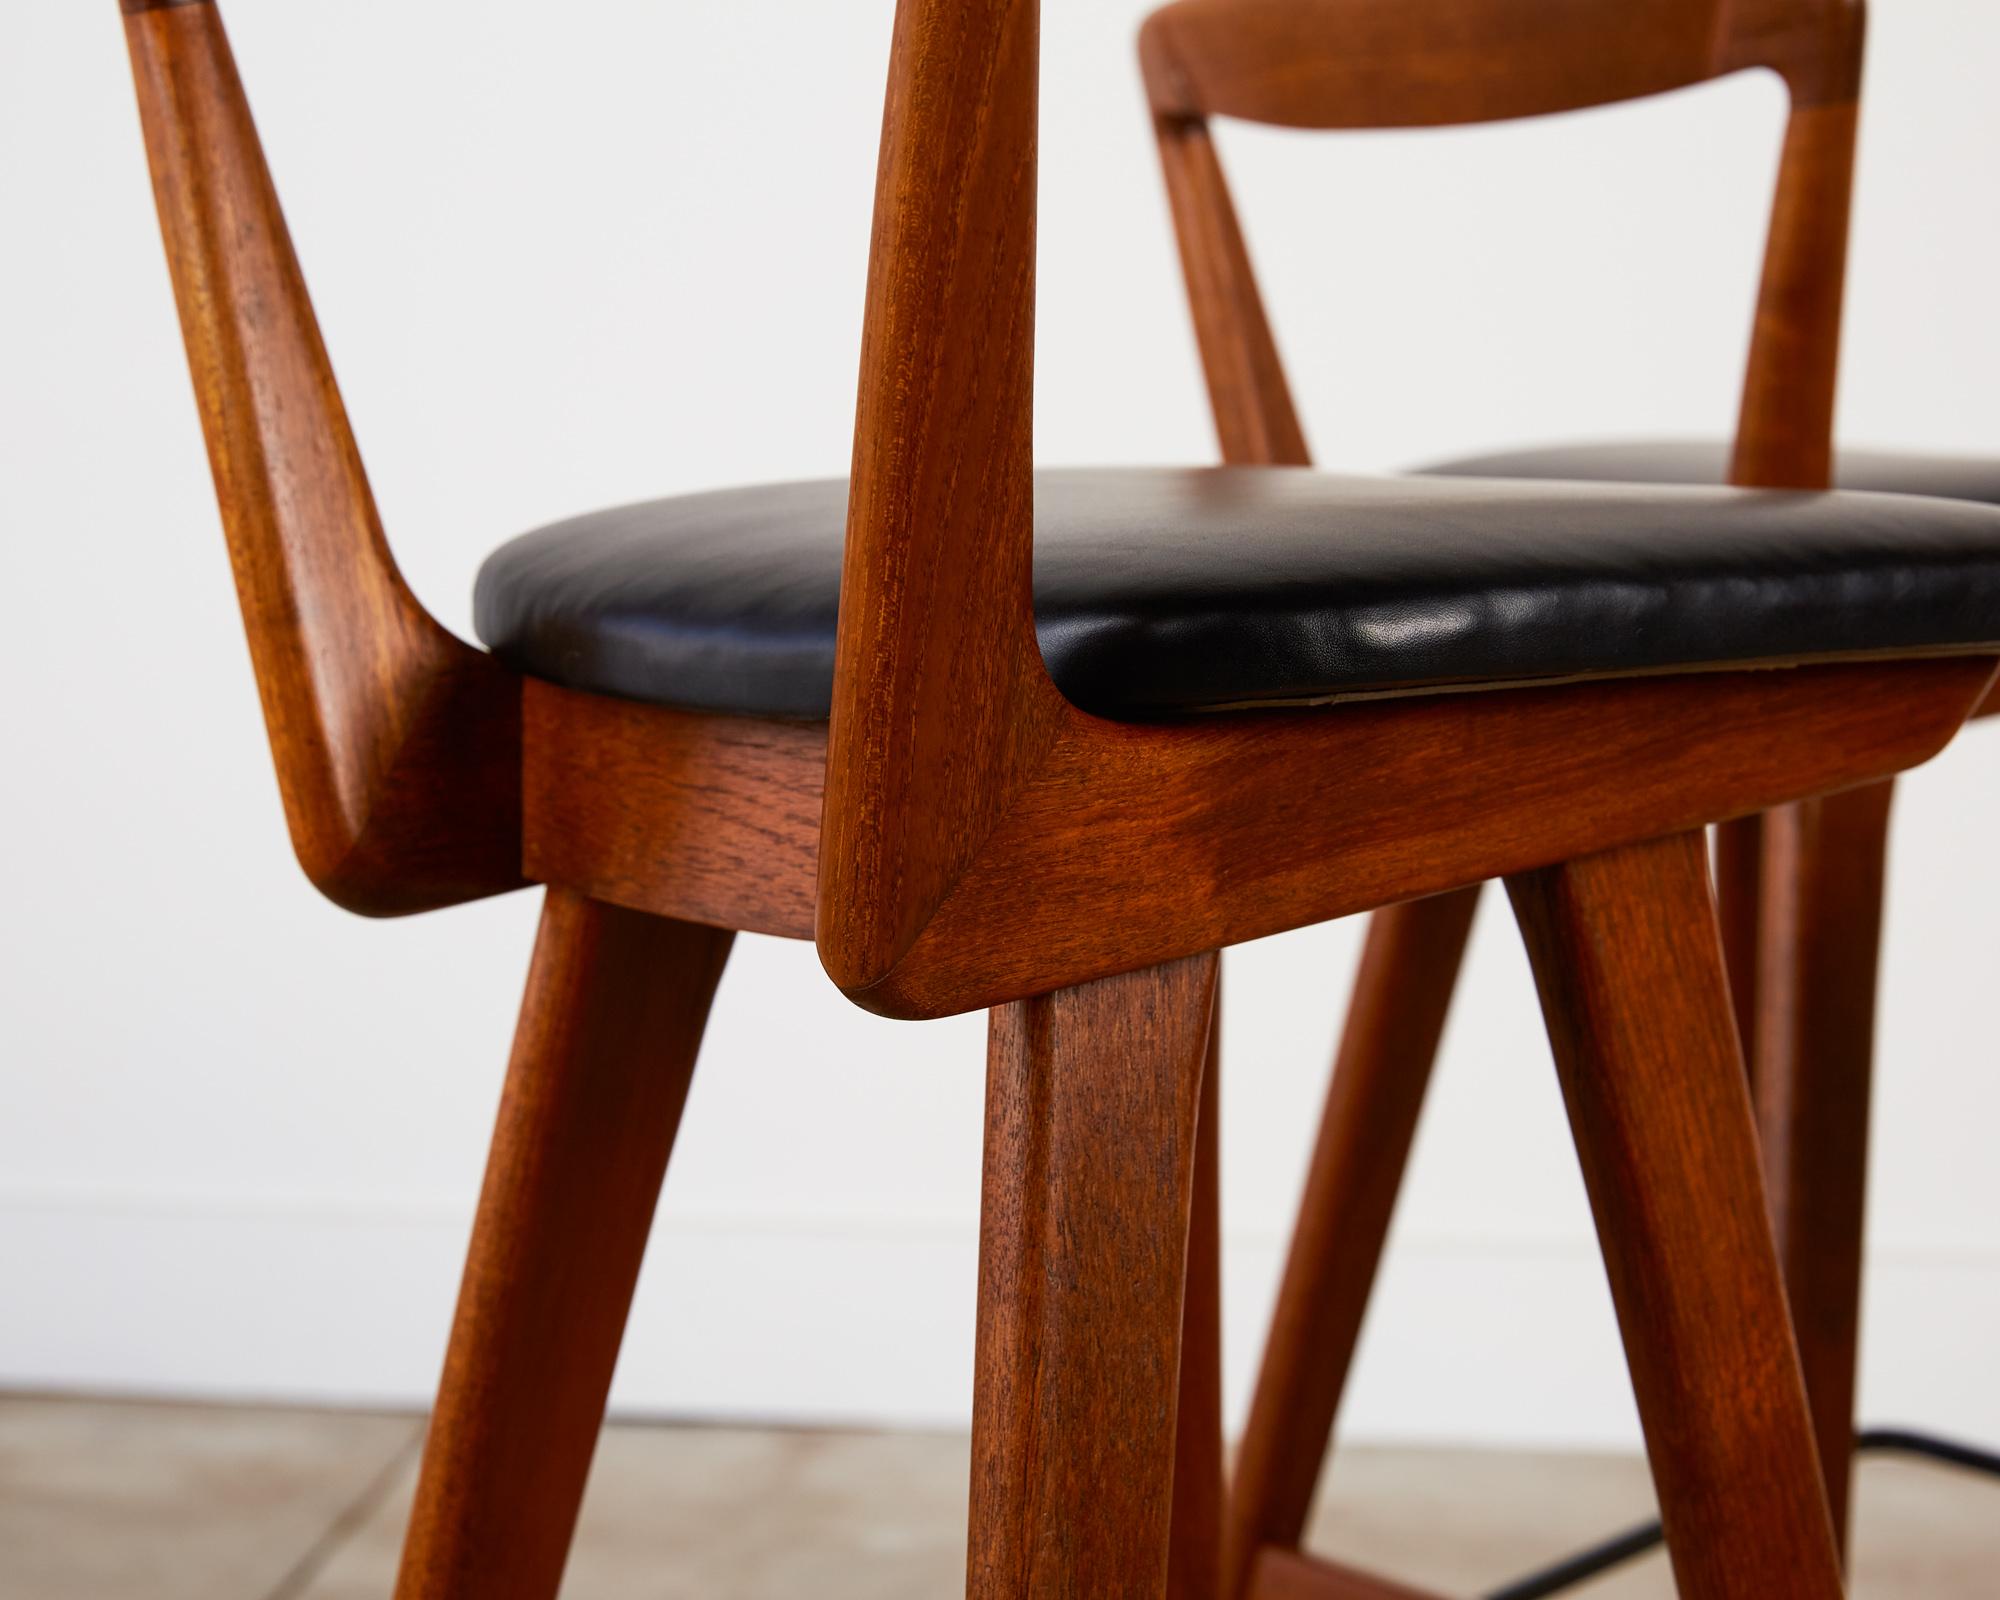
(520, 648), (2000, 1024)
(1249, 1548), (1450, 1600)
(1225, 889), (1479, 1600)
(1150, 115), (1308, 467)
(1139, 0), (1863, 131)
(968, 952), (1219, 1598)
(122, 0), (520, 915)
(521, 682), (823, 940)
(813, 0), (1953, 1019)
(1143, 0), (1863, 495)
(858, 656), (1988, 1018)
(1142, 3), (1875, 1579)
(1169, 990), (1227, 1600)
(394, 890), (732, 1600)
(1713, 811), (1768, 1051)
(1730, 100), (1861, 491)
(514, 656), (1987, 1024)
(821, 0), (1066, 995)
(121, 1), (1984, 1592)
(1750, 779), (1895, 1546)
(1508, 832), (1844, 1599)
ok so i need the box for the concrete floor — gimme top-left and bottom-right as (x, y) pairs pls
(1, 1396), (1994, 1597)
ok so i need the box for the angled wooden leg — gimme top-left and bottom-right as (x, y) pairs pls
(1508, 834), (1844, 1600)
(968, 952), (1219, 1600)
(1752, 780), (1894, 1551)
(393, 888), (733, 1600)
(1169, 985), (1225, 1600)
(1225, 888), (1480, 1600)
(1713, 812), (1766, 1056)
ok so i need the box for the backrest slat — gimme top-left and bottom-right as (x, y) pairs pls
(1141, 0), (1863, 129)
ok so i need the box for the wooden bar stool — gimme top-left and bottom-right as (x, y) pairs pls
(122, 0), (2000, 1596)
(1418, 132), (2000, 1600)
(1141, 0), (1995, 1592)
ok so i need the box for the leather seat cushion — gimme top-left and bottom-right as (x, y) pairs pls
(473, 466), (2000, 721)
(1424, 440), (2000, 506)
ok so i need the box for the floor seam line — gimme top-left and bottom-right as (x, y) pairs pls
(257, 1420), (425, 1600)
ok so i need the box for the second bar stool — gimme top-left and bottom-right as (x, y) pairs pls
(1138, 0), (1984, 1594)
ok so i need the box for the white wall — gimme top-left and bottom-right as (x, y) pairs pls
(3, 0), (1998, 1450)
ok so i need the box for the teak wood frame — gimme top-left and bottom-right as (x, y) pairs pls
(122, 0), (1990, 1596)
(1137, 0), (1917, 1593)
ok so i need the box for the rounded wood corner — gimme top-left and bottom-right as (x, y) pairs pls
(1136, 9), (1197, 119)
(279, 646), (530, 919)
(812, 891), (946, 1020)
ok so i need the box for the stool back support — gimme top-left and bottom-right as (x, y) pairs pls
(818, 0), (1867, 997)
(120, 0), (1048, 958)
(118, 0), (1052, 979)
(122, 0), (523, 915)
(821, 0), (1058, 994)
(124, 0), (1927, 1023)
(1139, 0), (1864, 128)
(1136, 0), (1866, 485)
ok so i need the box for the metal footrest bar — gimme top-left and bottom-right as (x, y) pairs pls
(1478, 1427), (2000, 1600)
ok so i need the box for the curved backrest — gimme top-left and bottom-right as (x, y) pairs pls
(1138, 0), (1867, 483)
(1140, 0), (1863, 128)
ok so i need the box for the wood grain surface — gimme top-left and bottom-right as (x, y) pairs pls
(1510, 833), (1844, 1598)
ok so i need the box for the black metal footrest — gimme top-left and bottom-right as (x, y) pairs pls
(1480, 1427), (2000, 1600)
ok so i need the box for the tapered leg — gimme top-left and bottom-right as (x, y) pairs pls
(1752, 780), (1894, 1548)
(968, 952), (1219, 1599)
(394, 888), (734, 1600)
(1225, 889), (1480, 1600)
(1508, 834), (1844, 1600)
(1169, 986), (1225, 1600)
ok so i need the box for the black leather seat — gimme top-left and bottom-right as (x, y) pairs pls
(1425, 440), (2000, 508)
(474, 467), (2000, 721)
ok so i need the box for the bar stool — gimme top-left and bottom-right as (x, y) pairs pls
(1141, 0), (1995, 1593)
(124, 0), (2000, 1596)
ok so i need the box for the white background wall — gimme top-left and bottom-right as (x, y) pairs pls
(4, 0), (1999, 1450)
